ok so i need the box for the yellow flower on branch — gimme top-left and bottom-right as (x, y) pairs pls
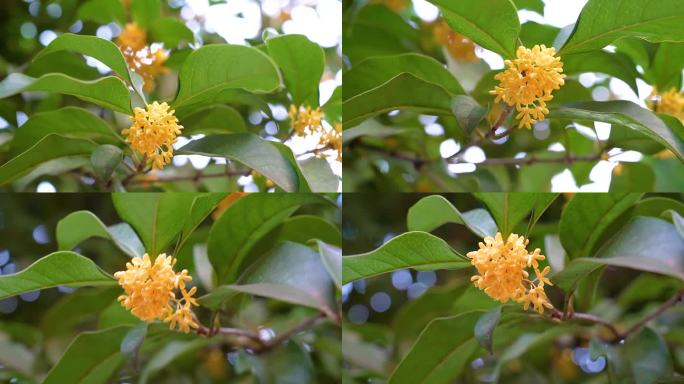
(117, 23), (170, 92)
(319, 122), (342, 162)
(490, 45), (566, 129)
(288, 104), (324, 137)
(122, 101), (183, 170)
(114, 253), (199, 333)
(432, 20), (478, 62)
(649, 88), (684, 121)
(467, 232), (554, 314)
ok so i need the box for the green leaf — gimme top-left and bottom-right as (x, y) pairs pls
(317, 241), (342, 288)
(607, 327), (673, 383)
(0, 252), (115, 300)
(343, 53), (464, 101)
(77, 0), (126, 24)
(559, 193), (641, 259)
(27, 51), (101, 81)
(649, 42), (684, 90)
(149, 18), (195, 47)
(249, 342), (314, 384)
(112, 193), (197, 255)
(519, 22), (560, 47)
(406, 195), (497, 238)
(0, 73), (132, 114)
(139, 339), (210, 384)
(298, 157), (340, 192)
(610, 162), (656, 191)
(41, 287), (120, 338)
(322, 86), (341, 123)
(91, 144), (123, 182)
(426, 0), (520, 58)
(34, 33), (133, 85)
(343, 73), (453, 128)
(207, 194), (332, 284)
(177, 193), (228, 251)
(513, 0), (544, 14)
(550, 101), (684, 163)
(181, 106), (246, 134)
(120, 322), (147, 358)
(388, 311), (482, 384)
(451, 95), (487, 135)
(266, 34), (324, 107)
(560, 0), (684, 55)
(275, 215), (341, 246)
(474, 306), (502, 355)
(131, 0), (161, 28)
(173, 45), (281, 109)
(666, 210), (684, 239)
(200, 242), (336, 316)
(633, 197), (684, 218)
(562, 51), (640, 93)
(342, 232), (467, 285)
(10, 107), (120, 157)
(473, 193), (556, 237)
(44, 326), (132, 384)
(554, 217), (684, 291)
(178, 133), (300, 192)
(0, 134), (97, 185)
(57, 210), (145, 258)
(493, 327), (571, 379)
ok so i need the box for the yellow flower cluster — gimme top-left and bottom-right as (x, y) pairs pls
(491, 45), (566, 129)
(650, 88), (684, 121)
(114, 253), (199, 333)
(289, 104), (324, 137)
(467, 232), (553, 314)
(117, 23), (169, 92)
(319, 122), (342, 162)
(432, 20), (478, 62)
(122, 101), (183, 170)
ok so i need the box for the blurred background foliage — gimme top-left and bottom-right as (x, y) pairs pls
(0, 0), (342, 192)
(342, 193), (684, 383)
(0, 194), (341, 383)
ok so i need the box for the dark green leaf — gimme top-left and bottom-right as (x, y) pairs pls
(298, 157), (340, 192)
(275, 215), (341, 246)
(0, 252), (115, 300)
(317, 241), (342, 288)
(474, 306), (502, 355)
(342, 231), (467, 284)
(406, 195), (497, 237)
(207, 194), (332, 284)
(609, 162), (655, 191)
(120, 322), (147, 358)
(559, 193), (641, 259)
(139, 339), (210, 384)
(181, 106), (246, 134)
(266, 34), (324, 106)
(57, 210), (145, 258)
(91, 144), (123, 182)
(249, 342), (314, 384)
(474, 193), (554, 237)
(427, 0), (520, 58)
(178, 133), (300, 192)
(44, 326), (132, 384)
(451, 95), (486, 135)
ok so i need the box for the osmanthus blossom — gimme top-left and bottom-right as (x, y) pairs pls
(432, 20), (478, 63)
(114, 253), (199, 333)
(116, 22), (170, 92)
(122, 101), (183, 170)
(491, 45), (566, 129)
(288, 104), (341, 162)
(651, 87), (684, 121)
(467, 232), (554, 314)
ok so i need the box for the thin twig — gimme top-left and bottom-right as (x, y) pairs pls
(453, 153), (602, 166)
(621, 288), (684, 339)
(264, 313), (327, 350)
(125, 170), (246, 185)
(351, 140), (426, 169)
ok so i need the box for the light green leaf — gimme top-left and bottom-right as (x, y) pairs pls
(131, 0), (161, 28)
(149, 18), (195, 47)
(317, 241), (342, 288)
(513, 0), (544, 14)
(140, 339), (210, 384)
(426, 0), (520, 58)
(178, 133), (300, 192)
(0, 134), (97, 185)
(322, 86), (341, 123)
(560, 0), (684, 55)
(177, 193), (228, 251)
(298, 157), (340, 192)
(275, 215), (341, 246)
(474, 193), (557, 237)
(388, 311), (482, 384)
(173, 45), (281, 109)
(343, 73), (453, 128)
(10, 107), (120, 156)
(200, 242), (336, 316)
(44, 326), (132, 384)
(407, 195), (498, 238)
(0, 73), (131, 114)
(77, 0), (126, 24)
(0, 252), (116, 300)
(610, 162), (656, 192)
(112, 193), (197, 255)
(647, 42), (684, 90)
(34, 33), (133, 85)
(343, 53), (464, 101)
(559, 193), (641, 259)
(57, 210), (145, 258)
(562, 51), (640, 93)
(550, 101), (684, 163)
(207, 194), (333, 284)
(266, 34), (324, 107)
(343, 232), (467, 285)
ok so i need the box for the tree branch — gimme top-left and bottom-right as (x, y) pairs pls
(621, 288), (684, 339)
(125, 170), (248, 185)
(451, 153), (602, 166)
